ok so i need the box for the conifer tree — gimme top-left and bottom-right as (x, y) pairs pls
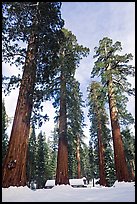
(88, 140), (96, 186)
(67, 80), (86, 179)
(121, 128), (135, 181)
(91, 37), (135, 182)
(27, 123), (37, 186)
(88, 116), (100, 181)
(80, 142), (91, 181)
(36, 131), (47, 189)
(87, 81), (107, 186)
(2, 99), (9, 163)
(47, 126), (59, 179)
(2, 2), (64, 187)
(46, 28), (89, 185)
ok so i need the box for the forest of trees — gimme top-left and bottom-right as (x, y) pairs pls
(2, 2), (135, 189)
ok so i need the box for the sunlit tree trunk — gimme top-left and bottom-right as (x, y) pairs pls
(55, 72), (69, 185)
(2, 32), (37, 188)
(107, 70), (130, 181)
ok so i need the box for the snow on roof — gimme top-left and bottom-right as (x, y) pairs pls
(45, 178), (87, 187)
(45, 177), (86, 186)
(45, 180), (55, 186)
(69, 178), (86, 185)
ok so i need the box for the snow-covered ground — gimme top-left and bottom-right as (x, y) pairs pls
(2, 181), (135, 202)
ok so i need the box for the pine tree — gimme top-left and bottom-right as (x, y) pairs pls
(36, 131), (47, 189)
(67, 129), (77, 178)
(26, 124), (37, 186)
(80, 142), (91, 181)
(88, 111), (99, 183)
(87, 81), (107, 186)
(2, 99), (9, 163)
(102, 120), (116, 186)
(88, 140), (96, 186)
(91, 37), (135, 182)
(47, 126), (59, 179)
(121, 127), (135, 181)
(2, 2), (64, 187)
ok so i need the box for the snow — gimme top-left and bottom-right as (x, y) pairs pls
(45, 179), (55, 187)
(45, 178), (87, 188)
(2, 181), (135, 202)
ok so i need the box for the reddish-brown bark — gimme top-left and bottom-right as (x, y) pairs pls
(108, 79), (130, 182)
(97, 121), (107, 186)
(2, 32), (37, 188)
(92, 83), (107, 186)
(55, 72), (69, 185)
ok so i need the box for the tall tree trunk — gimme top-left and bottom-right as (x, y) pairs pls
(93, 87), (107, 187)
(2, 32), (37, 188)
(76, 134), (81, 179)
(55, 72), (69, 185)
(107, 75), (130, 182)
(97, 116), (107, 186)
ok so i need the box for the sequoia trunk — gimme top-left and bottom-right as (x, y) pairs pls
(2, 32), (37, 187)
(97, 114), (107, 186)
(107, 76), (130, 181)
(55, 72), (69, 185)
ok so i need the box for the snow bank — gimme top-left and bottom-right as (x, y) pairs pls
(52, 184), (73, 191)
(113, 180), (135, 188)
(2, 181), (135, 202)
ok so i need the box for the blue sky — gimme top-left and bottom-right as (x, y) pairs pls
(2, 2), (135, 143)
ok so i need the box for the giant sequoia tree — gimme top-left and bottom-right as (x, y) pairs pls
(87, 81), (107, 186)
(91, 37), (135, 182)
(45, 28), (89, 185)
(67, 80), (86, 179)
(2, 2), (64, 187)
(56, 29), (89, 185)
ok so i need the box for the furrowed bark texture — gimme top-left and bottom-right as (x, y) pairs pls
(107, 76), (129, 182)
(2, 32), (37, 188)
(55, 72), (69, 185)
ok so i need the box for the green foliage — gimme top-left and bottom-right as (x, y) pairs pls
(121, 127), (135, 180)
(27, 124), (37, 185)
(2, 2), (64, 127)
(2, 99), (9, 163)
(42, 28), (90, 179)
(87, 81), (116, 186)
(44, 28), (89, 108)
(67, 129), (77, 178)
(36, 131), (48, 188)
(80, 142), (91, 180)
(46, 127), (59, 179)
(91, 36), (135, 126)
(67, 79), (87, 178)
